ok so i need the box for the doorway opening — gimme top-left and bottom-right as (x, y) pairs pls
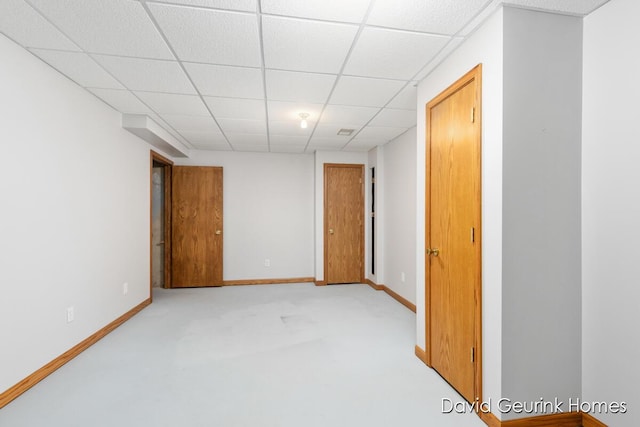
(150, 151), (173, 296)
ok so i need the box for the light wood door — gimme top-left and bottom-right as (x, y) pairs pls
(172, 166), (223, 287)
(324, 164), (364, 284)
(426, 65), (482, 403)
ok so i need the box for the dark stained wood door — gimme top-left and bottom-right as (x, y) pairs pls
(426, 65), (482, 403)
(172, 166), (223, 287)
(324, 164), (364, 284)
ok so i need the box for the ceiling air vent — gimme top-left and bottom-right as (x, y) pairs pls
(337, 128), (355, 136)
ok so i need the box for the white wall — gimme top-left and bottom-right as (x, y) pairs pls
(0, 34), (152, 391)
(175, 151), (315, 281)
(416, 7), (504, 405)
(313, 151), (368, 282)
(501, 7), (583, 418)
(582, 0), (640, 425)
(382, 128), (417, 303)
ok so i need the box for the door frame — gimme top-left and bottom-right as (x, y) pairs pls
(424, 64), (483, 403)
(150, 150), (173, 296)
(323, 163), (365, 285)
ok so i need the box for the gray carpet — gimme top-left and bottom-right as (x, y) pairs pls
(0, 284), (485, 427)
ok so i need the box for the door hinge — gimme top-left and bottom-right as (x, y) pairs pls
(370, 212), (376, 218)
(372, 177), (376, 184)
(471, 107), (476, 123)
(359, 178), (362, 184)
(471, 347), (475, 363)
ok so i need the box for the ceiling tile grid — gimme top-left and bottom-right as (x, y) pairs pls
(262, 16), (358, 74)
(147, 3), (262, 66)
(30, 49), (124, 89)
(92, 55), (196, 94)
(28, 0), (174, 59)
(1, 0), (610, 153)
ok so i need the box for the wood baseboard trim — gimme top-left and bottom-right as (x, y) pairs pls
(314, 280), (327, 286)
(581, 412), (608, 427)
(500, 412), (582, 427)
(478, 411), (607, 427)
(365, 278), (384, 290)
(0, 298), (151, 409)
(382, 286), (416, 312)
(365, 279), (416, 312)
(414, 345), (427, 365)
(479, 411), (502, 427)
(223, 277), (315, 286)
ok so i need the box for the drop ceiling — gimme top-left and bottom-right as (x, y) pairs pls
(0, 0), (609, 154)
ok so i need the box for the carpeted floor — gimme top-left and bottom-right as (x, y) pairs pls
(0, 283), (485, 427)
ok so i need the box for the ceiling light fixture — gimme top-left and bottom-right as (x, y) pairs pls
(299, 112), (309, 129)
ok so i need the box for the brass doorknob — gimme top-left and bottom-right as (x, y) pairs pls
(215, 230), (221, 235)
(329, 228), (334, 234)
(431, 248), (439, 257)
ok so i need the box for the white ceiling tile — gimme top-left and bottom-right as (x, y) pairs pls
(29, 49), (123, 89)
(320, 105), (380, 126)
(0, 0), (79, 51)
(184, 63), (263, 98)
(93, 55), (195, 94)
(367, 0), (489, 35)
(204, 98), (266, 120)
(267, 101), (324, 123)
(343, 144), (374, 152)
(356, 125), (408, 140)
(217, 119), (267, 134)
(330, 76), (404, 107)
(88, 89), (152, 114)
(270, 145), (306, 154)
(307, 138), (347, 150)
(135, 92), (210, 116)
(266, 70), (336, 103)
(269, 120), (315, 137)
(192, 142), (233, 150)
(387, 83), (417, 110)
(262, 16), (358, 74)
(269, 135), (309, 145)
(179, 130), (228, 144)
(344, 27), (449, 80)
(28, 0), (173, 59)
(153, 0), (257, 12)
(148, 4), (261, 66)
(369, 108), (416, 128)
(261, 0), (370, 23)
(234, 144), (269, 152)
(503, 0), (610, 16)
(160, 115), (222, 132)
(226, 134), (268, 145)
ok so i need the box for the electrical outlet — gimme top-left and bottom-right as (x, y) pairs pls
(401, 272), (406, 283)
(264, 259), (270, 267)
(67, 306), (74, 323)
(123, 282), (128, 295)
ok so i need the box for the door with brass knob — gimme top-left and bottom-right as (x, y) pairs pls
(324, 163), (364, 284)
(172, 166), (223, 287)
(425, 65), (482, 404)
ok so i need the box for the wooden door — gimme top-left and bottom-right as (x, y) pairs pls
(172, 166), (223, 287)
(426, 65), (482, 403)
(324, 164), (364, 284)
